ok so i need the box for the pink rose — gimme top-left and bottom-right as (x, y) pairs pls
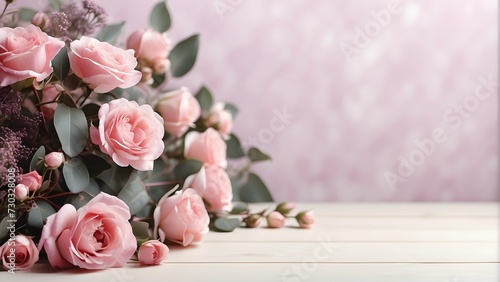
(153, 189), (209, 246)
(266, 211), (285, 228)
(156, 87), (201, 138)
(38, 193), (137, 269)
(90, 98), (164, 171)
(127, 29), (171, 74)
(0, 24), (64, 86)
(14, 184), (29, 201)
(68, 36), (142, 93)
(0, 235), (39, 271)
(19, 171), (42, 192)
(184, 128), (227, 168)
(44, 152), (65, 169)
(296, 211), (315, 229)
(183, 164), (232, 212)
(31, 12), (51, 30)
(205, 102), (233, 140)
(137, 240), (169, 266)
(41, 84), (61, 120)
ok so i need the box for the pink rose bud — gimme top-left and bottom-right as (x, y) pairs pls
(137, 240), (169, 265)
(266, 211), (285, 228)
(156, 87), (201, 138)
(14, 184), (29, 201)
(275, 202), (296, 216)
(44, 152), (65, 169)
(31, 12), (51, 30)
(0, 235), (39, 271)
(140, 67), (153, 84)
(126, 29), (171, 74)
(244, 214), (262, 228)
(19, 171), (42, 192)
(205, 102), (233, 140)
(153, 59), (170, 74)
(296, 211), (315, 229)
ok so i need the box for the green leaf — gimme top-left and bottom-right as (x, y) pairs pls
(131, 221), (150, 241)
(224, 103), (238, 119)
(230, 176), (241, 201)
(68, 178), (101, 209)
(63, 158), (90, 193)
(135, 203), (154, 218)
(150, 1), (171, 32)
(52, 46), (70, 81)
(239, 173), (273, 202)
(80, 154), (111, 177)
(195, 86), (213, 113)
(54, 104), (89, 157)
(95, 22), (125, 44)
(29, 146), (45, 173)
(18, 8), (36, 22)
(248, 147), (272, 163)
(169, 34), (199, 77)
(230, 202), (249, 214)
(151, 73), (166, 88)
(28, 200), (56, 228)
(226, 134), (245, 159)
(212, 217), (241, 232)
(117, 172), (149, 215)
(97, 165), (134, 195)
(173, 159), (203, 180)
(0, 217), (9, 240)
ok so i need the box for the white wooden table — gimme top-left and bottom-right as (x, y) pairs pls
(6, 203), (499, 281)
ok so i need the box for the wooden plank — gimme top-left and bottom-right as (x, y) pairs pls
(19, 263), (500, 282)
(249, 203), (499, 217)
(204, 228), (498, 242)
(167, 242), (499, 263)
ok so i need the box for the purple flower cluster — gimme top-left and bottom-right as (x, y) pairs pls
(50, 0), (107, 40)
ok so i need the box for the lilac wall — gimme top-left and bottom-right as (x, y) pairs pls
(43, 0), (500, 201)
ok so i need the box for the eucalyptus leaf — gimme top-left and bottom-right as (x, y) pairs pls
(68, 178), (101, 209)
(173, 159), (203, 180)
(63, 158), (90, 193)
(224, 103), (238, 119)
(226, 134), (245, 159)
(80, 154), (111, 177)
(28, 200), (56, 228)
(195, 86), (213, 113)
(230, 202), (249, 215)
(97, 165), (134, 195)
(169, 34), (199, 77)
(117, 172), (149, 215)
(150, 1), (171, 32)
(18, 8), (36, 22)
(131, 221), (150, 241)
(247, 147), (272, 163)
(95, 22), (125, 44)
(0, 217), (9, 240)
(54, 104), (89, 157)
(151, 73), (166, 88)
(29, 146), (45, 173)
(213, 217), (241, 232)
(52, 46), (70, 81)
(239, 173), (273, 202)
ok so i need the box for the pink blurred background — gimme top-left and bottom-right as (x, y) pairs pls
(21, 0), (499, 201)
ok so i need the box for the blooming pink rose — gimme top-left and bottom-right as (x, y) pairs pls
(41, 84), (61, 120)
(38, 193), (136, 269)
(14, 184), (29, 201)
(184, 128), (227, 168)
(266, 211), (285, 228)
(183, 164), (232, 211)
(137, 240), (169, 265)
(90, 98), (164, 171)
(205, 102), (233, 140)
(296, 211), (315, 229)
(19, 171), (42, 192)
(156, 87), (201, 138)
(68, 36), (142, 93)
(44, 152), (65, 169)
(0, 235), (39, 271)
(0, 24), (64, 86)
(127, 29), (171, 74)
(153, 189), (209, 246)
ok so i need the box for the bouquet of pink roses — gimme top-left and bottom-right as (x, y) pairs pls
(0, 0), (314, 272)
